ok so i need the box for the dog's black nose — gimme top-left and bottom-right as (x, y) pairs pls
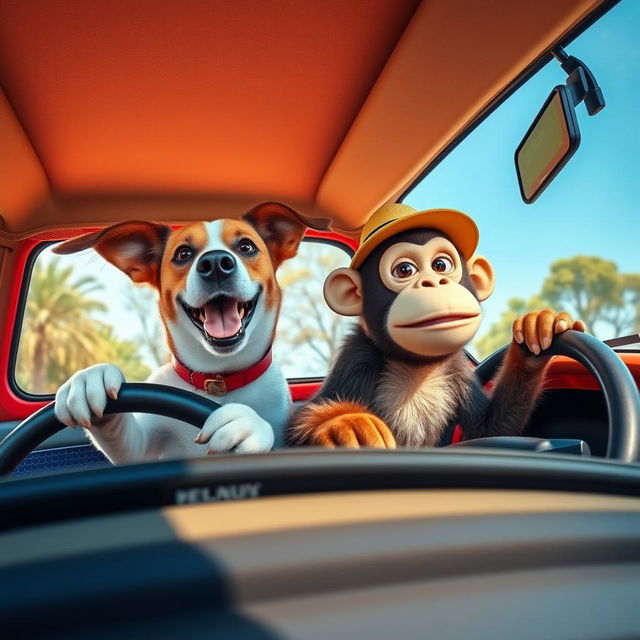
(196, 250), (237, 281)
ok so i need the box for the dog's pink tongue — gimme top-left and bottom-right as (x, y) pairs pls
(203, 299), (241, 338)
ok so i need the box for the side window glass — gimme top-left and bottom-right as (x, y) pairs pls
(14, 238), (352, 395)
(275, 240), (354, 379)
(15, 245), (167, 395)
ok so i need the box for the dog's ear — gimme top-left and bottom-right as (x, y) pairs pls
(53, 221), (171, 288)
(244, 202), (331, 268)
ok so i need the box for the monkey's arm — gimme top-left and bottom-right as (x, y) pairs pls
(460, 310), (586, 439)
(287, 326), (396, 448)
(460, 344), (549, 439)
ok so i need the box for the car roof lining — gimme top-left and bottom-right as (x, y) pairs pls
(0, 0), (605, 239)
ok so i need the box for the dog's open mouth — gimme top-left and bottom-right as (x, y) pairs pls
(180, 290), (260, 347)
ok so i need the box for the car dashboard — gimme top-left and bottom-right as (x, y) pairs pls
(1, 479), (640, 639)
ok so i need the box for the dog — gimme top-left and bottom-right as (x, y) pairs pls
(53, 202), (330, 463)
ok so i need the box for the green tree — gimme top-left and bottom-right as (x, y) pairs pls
(474, 296), (545, 359)
(122, 284), (168, 367)
(16, 258), (150, 393)
(276, 243), (354, 373)
(613, 273), (640, 335)
(474, 255), (640, 360)
(540, 256), (626, 334)
(17, 259), (108, 393)
(97, 326), (151, 382)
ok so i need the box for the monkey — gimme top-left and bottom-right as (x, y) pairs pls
(288, 204), (585, 449)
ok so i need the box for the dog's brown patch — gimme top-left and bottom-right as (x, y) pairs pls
(221, 219), (280, 312)
(159, 315), (177, 355)
(159, 222), (209, 322)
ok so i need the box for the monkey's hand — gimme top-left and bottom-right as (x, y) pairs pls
(312, 413), (397, 448)
(513, 310), (586, 357)
(292, 401), (396, 449)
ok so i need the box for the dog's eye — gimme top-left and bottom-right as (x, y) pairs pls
(238, 238), (257, 255)
(173, 245), (194, 263)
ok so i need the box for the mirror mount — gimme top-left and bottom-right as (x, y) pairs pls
(515, 47), (606, 204)
(552, 46), (605, 115)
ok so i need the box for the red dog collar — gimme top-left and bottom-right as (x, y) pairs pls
(171, 349), (273, 396)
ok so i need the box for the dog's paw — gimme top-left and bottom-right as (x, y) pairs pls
(55, 364), (125, 428)
(195, 403), (275, 454)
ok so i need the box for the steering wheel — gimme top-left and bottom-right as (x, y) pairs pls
(0, 383), (221, 476)
(471, 331), (640, 463)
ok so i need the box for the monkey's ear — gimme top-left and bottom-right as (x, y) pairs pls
(467, 255), (495, 302)
(323, 268), (363, 316)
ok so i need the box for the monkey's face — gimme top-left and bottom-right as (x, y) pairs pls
(379, 237), (482, 357)
(323, 228), (495, 362)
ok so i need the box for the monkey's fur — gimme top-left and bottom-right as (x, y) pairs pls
(289, 229), (581, 448)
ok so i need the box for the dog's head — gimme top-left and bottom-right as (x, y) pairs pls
(54, 203), (331, 371)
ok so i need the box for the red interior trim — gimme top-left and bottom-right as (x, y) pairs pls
(1, 226), (99, 421)
(450, 424), (464, 444)
(305, 228), (358, 252)
(290, 382), (322, 402)
(1, 237), (48, 420)
(544, 354), (640, 391)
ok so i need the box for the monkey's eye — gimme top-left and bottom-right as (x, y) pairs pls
(238, 238), (258, 255)
(173, 245), (194, 263)
(392, 261), (418, 279)
(431, 256), (454, 274)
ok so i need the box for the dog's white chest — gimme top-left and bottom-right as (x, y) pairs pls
(145, 362), (290, 448)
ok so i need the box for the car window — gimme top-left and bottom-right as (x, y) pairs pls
(275, 240), (355, 379)
(14, 237), (352, 395)
(402, 0), (638, 359)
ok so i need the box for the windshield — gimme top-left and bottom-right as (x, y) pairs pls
(403, 0), (639, 359)
(4, 2), (637, 484)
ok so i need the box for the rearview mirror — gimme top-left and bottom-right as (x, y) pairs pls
(515, 84), (580, 204)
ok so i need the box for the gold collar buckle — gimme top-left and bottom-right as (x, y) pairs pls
(204, 375), (227, 396)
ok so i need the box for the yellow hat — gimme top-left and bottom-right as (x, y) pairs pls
(350, 203), (479, 269)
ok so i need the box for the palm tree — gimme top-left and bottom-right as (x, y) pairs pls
(16, 258), (111, 393)
(97, 326), (151, 382)
(122, 285), (168, 367)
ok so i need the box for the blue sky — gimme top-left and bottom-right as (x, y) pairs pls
(404, 0), (639, 346)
